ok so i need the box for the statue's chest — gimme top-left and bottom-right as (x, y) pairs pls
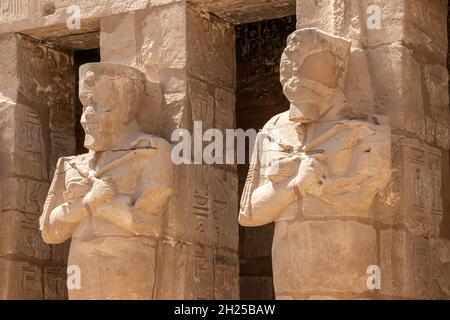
(64, 152), (147, 196)
(96, 155), (146, 194)
(262, 120), (304, 164)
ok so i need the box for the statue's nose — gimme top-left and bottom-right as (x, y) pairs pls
(85, 111), (96, 121)
(80, 108), (96, 126)
(79, 93), (93, 106)
(80, 112), (86, 127)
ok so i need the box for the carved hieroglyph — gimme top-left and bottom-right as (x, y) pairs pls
(239, 28), (392, 299)
(39, 63), (173, 300)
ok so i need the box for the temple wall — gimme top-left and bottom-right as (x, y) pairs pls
(0, 1), (295, 34)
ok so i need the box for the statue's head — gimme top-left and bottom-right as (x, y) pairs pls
(79, 63), (145, 151)
(280, 28), (351, 123)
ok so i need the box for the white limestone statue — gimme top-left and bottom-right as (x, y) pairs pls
(40, 63), (173, 299)
(239, 29), (391, 299)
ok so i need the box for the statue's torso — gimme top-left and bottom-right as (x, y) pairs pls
(63, 152), (138, 240)
(63, 138), (172, 299)
(254, 111), (391, 298)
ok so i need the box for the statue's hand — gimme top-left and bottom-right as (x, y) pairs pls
(63, 178), (91, 203)
(82, 177), (116, 212)
(289, 157), (327, 197)
(267, 155), (302, 184)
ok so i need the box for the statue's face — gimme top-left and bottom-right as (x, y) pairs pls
(79, 71), (140, 151)
(281, 51), (344, 122)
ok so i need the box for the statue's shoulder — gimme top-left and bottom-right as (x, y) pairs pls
(70, 153), (94, 167)
(346, 113), (390, 137)
(262, 111), (292, 132)
(129, 134), (173, 177)
(131, 133), (171, 153)
(55, 153), (92, 171)
(336, 105), (389, 129)
(50, 153), (93, 182)
(260, 111), (303, 151)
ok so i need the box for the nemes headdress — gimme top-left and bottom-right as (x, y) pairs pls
(280, 28), (351, 89)
(79, 62), (146, 90)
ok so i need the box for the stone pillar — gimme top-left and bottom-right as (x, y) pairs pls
(0, 34), (76, 299)
(297, 0), (450, 299)
(99, 1), (239, 299)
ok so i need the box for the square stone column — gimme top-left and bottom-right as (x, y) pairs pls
(297, 0), (450, 299)
(0, 33), (76, 299)
(100, 1), (239, 299)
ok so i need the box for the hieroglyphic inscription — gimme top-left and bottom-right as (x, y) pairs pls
(0, 179), (49, 214)
(190, 79), (214, 130)
(427, 147), (443, 236)
(193, 246), (213, 300)
(192, 166), (211, 246)
(400, 139), (443, 237)
(413, 237), (431, 298)
(44, 266), (67, 300)
(20, 211), (51, 260)
(0, 0), (40, 18)
(14, 108), (47, 180)
(211, 168), (238, 251)
(20, 263), (43, 299)
(213, 251), (239, 299)
(49, 132), (75, 176)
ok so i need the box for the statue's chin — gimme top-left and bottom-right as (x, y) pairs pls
(84, 135), (106, 152)
(289, 102), (320, 123)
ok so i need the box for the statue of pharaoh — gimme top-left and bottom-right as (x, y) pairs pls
(239, 29), (391, 299)
(40, 63), (173, 299)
